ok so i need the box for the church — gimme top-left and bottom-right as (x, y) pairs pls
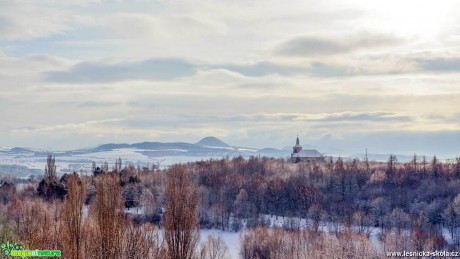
(291, 136), (324, 163)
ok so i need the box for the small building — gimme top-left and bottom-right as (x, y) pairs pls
(291, 136), (324, 163)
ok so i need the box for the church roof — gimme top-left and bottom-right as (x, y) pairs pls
(292, 149), (323, 158)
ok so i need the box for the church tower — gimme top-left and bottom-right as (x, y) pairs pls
(292, 135), (302, 154)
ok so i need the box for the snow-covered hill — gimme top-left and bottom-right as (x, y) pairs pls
(0, 136), (436, 177)
(0, 136), (290, 176)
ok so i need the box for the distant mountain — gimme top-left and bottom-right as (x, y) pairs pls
(1, 136), (447, 177)
(196, 136), (230, 147)
(93, 143), (131, 151)
(9, 147), (36, 153)
(0, 136), (265, 176)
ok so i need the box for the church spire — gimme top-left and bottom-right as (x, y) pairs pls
(293, 135), (302, 154)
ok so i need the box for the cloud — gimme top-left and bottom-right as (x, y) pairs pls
(315, 130), (460, 158)
(275, 32), (404, 57)
(0, 54), (71, 73)
(44, 58), (197, 83)
(43, 58), (354, 83)
(210, 55), (459, 79)
(78, 101), (120, 108)
(216, 58), (424, 78)
(308, 62), (352, 77)
(0, 1), (72, 40)
(420, 58), (460, 72)
(114, 112), (413, 125)
(212, 61), (354, 77)
(303, 111), (413, 123)
(213, 62), (308, 77)
(14, 111), (410, 134)
(10, 118), (123, 133)
(0, 53), (73, 89)
(104, 12), (227, 42)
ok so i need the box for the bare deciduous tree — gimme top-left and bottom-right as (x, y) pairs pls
(164, 165), (200, 259)
(63, 172), (86, 259)
(96, 172), (125, 259)
(200, 235), (230, 259)
(123, 222), (167, 259)
(45, 154), (57, 181)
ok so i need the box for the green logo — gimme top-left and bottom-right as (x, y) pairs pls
(1, 241), (22, 256)
(1, 241), (61, 258)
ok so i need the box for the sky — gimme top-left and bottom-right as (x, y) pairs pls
(0, 0), (459, 157)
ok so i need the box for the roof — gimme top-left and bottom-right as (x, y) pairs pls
(292, 149), (323, 158)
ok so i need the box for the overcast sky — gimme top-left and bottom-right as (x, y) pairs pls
(0, 0), (459, 157)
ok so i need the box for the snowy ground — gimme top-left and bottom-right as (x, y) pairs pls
(200, 215), (460, 258)
(0, 151), (234, 176)
(55, 206), (460, 258)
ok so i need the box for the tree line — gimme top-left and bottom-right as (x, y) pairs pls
(1, 154), (460, 258)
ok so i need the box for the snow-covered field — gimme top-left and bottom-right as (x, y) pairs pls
(0, 152), (232, 176)
(202, 214), (460, 258)
(44, 204), (460, 259)
(0, 146), (259, 177)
